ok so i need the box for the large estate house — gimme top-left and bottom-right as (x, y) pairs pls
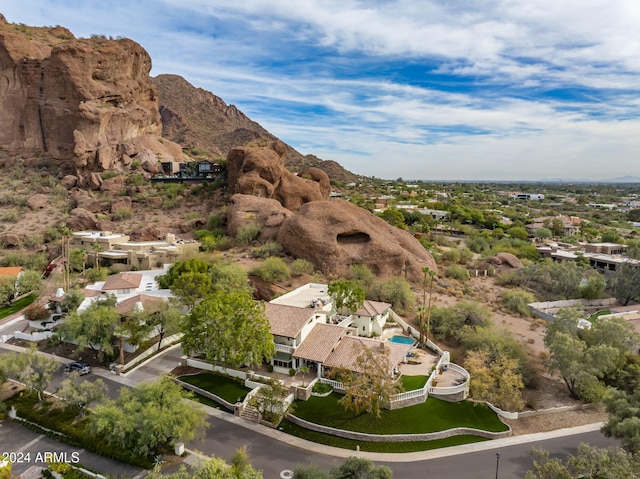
(265, 283), (412, 379)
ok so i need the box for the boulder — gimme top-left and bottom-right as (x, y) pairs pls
(0, 233), (20, 247)
(60, 175), (78, 189)
(478, 252), (524, 271)
(277, 199), (437, 282)
(26, 194), (48, 210)
(227, 194), (293, 240)
(110, 196), (132, 213)
(227, 141), (330, 212)
(146, 196), (163, 209)
(179, 218), (205, 233)
(72, 192), (102, 213)
(130, 225), (168, 241)
(100, 176), (124, 193)
(66, 208), (99, 231)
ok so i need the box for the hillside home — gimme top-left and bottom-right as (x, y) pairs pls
(352, 300), (391, 337)
(70, 231), (200, 271)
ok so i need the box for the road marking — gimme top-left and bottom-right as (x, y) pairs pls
(280, 470), (293, 478)
(18, 434), (44, 452)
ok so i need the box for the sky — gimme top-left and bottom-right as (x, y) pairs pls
(4, 1), (640, 181)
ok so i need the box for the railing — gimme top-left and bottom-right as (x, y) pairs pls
(274, 343), (294, 353)
(319, 378), (344, 391)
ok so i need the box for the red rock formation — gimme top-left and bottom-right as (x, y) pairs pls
(227, 141), (330, 212)
(0, 19), (184, 175)
(227, 194), (293, 240)
(277, 199), (437, 282)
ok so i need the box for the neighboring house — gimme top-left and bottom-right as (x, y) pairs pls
(511, 192), (545, 200)
(527, 215), (580, 236)
(70, 231), (200, 271)
(352, 300), (391, 337)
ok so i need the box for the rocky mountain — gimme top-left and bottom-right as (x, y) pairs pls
(153, 74), (358, 182)
(0, 15), (184, 179)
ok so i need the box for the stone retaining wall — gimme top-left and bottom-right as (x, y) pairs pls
(285, 414), (511, 442)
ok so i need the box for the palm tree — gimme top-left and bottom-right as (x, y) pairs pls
(421, 267), (436, 346)
(58, 225), (72, 292)
(91, 243), (103, 270)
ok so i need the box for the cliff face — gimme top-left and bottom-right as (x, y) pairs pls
(0, 15), (182, 173)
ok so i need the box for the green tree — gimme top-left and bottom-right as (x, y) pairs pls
(330, 457), (393, 479)
(369, 277), (415, 314)
(533, 228), (552, 240)
(377, 209), (406, 229)
(331, 340), (403, 418)
(506, 226), (529, 240)
(157, 258), (211, 289)
(545, 310), (637, 400)
(16, 270), (43, 297)
(248, 379), (290, 425)
(525, 443), (640, 479)
(0, 278), (15, 305)
(609, 263), (640, 306)
(147, 447), (262, 479)
(209, 261), (251, 294)
(89, 377), (208, 457)
(181, 291), (275, 369)
(579, 271), (606, 300)
(0, 346), (58, 401)
(603, 388), (640, 454)
(60, 288), (85, 313)
(56, 302), (120, 363)
(465, 350), (524, 410)
(56, 372), (106, 416)
(328, 280), (365, 316)
(171, 271), (211, 309)
(149, 303), (183, 351)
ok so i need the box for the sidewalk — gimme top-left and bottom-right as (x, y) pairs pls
(0, 339), (608, 463)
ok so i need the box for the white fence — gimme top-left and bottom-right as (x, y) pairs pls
(13, 330), (54, 342)
(184, 357), (249, 380)
(122, 333), (182, 372)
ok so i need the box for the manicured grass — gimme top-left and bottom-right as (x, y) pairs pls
(178, 372), (250, 403)
(279, 420), (488, 452)
(401, 375), (427, 391)
(0, 294), (35, 319)
(291, 393), (508, 434)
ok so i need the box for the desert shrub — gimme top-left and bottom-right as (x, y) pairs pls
(250, 257), (290, 283)
(312, 382), (332, 394)
(22, 234), (44, 249)
(206, 213), (225, 232)
(369, 277), (414, 314)
(130, 159), (141, 170)
(1, 251), (48, 271)
(251, 241), (283, 258)
(126, 173), (145, 186)
(161, 197), (180, 210)
(503, 289), (535, 317)
(24, 304), (50, 321)
(291, 259), (314, 276)
(442, 248), (461, 264)
(445, 265), (470, 281)
(101, 171), (118, 180)
(2, 209), (20, 223)
(236, 223), (262, 245)
(111, 208), (133, 221)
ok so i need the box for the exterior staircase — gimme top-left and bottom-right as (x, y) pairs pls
(240, 404), (260, 421)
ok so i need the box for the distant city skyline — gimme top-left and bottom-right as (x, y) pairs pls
(4, 1), (640, 181)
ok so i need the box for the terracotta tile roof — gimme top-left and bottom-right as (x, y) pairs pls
(116, 294), (166, 316)
(0, 266), (22, 277)
(323, 336), (411, 374)
(355, 300), (391, 317)
(293, 323), (347, 363)
(102, 272), (142, 291)
(265, 303), (315, 338)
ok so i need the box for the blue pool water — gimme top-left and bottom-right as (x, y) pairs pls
(388, 335), (415, 345)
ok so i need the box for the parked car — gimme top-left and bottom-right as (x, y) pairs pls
(64, 361), (92, 375)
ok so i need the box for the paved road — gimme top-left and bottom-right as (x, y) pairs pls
(0, 342), (621, 479)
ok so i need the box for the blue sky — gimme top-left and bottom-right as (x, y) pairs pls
(4, 1), (640, 181)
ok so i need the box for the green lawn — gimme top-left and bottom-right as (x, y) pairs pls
(279, 420), (488, 452)
(401, 375), (427, 391)
(178, 372), (250, 403)
(0, 294), (35, 320)
(291, 393), (508, 434)
(588, 310), (611, 322)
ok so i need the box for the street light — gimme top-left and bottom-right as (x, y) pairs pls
(495, 453), (501, 479)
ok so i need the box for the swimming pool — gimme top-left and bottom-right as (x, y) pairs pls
(388, 335), (415, 345)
